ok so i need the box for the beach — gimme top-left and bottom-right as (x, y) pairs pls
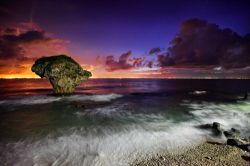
(132, 143), (249, 166)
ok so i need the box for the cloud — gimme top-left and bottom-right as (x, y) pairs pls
(0, 30), (51, 60)
(149, 47), (161, 55)
(147, 61), (153, 68)
(129, 57), (144, 67)
(157, 53), (175, 66)
(0, 22), (69, 77)
(105, 51), (133, 71)
(158, 18), (250, 68)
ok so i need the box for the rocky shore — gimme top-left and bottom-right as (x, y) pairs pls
(132, 122), (250, 166)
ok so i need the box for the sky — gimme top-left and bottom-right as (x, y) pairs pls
(0, 0), (250, 78)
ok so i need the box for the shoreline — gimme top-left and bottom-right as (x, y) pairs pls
(131, 142), (249, 166)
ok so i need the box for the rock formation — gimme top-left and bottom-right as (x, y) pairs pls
(198, 122), (250, 153)
(31, 55), (92, 94)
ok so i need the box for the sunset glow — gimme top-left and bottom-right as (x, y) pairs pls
(1, 1), (250, 166)
(0, 0), (250, 79)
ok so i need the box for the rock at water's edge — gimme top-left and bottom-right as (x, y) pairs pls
(31, 55), (92, 94)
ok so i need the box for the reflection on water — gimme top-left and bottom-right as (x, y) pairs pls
(0, 79), (250, 165)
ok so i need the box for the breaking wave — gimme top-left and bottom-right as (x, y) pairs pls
(1, 118), (205, 166)
(0, 93), (123, 106)
(1, 99), (250, 166)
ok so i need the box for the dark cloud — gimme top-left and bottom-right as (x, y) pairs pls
(147, 61), (153, 68)
(105, 51), (133, 71)
(157, 53), (175, 66)
(149, 47), (161, 55)
(130, 57), (144, 67)
(15, 30), (49, 42)
(0, 27), (51, 60)
(3, 28), (18, 34)
(158, 18), (250, 68)
(0, 23), (69, 76)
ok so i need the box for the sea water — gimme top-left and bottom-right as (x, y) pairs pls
(0, 79), (250, 166)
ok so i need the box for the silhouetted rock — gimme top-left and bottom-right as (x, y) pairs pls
(31, 55), (92, 94)
(197, 122), (223, 136)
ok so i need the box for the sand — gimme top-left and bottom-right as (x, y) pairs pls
(132, 143), (250, 166)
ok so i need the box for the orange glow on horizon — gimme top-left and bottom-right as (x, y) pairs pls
(0, 70), (162, 79)
(0, 73), (39, 79)
(0, 61), (161, 79)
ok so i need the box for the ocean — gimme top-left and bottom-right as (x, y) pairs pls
(0, 79), (250, 166)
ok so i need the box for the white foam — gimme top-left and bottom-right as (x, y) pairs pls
(4, 121), (205, 166)
(0, 95), (62, 105)
(67, 93), (123, 102)
(2, 100), (250, 166)
(189, 90), (207, 95)
(0, 94), (123, 106)
(185, 100), (250, 137)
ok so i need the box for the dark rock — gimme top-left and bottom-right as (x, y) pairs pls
(243, 92), (248, 100)
(238, 144), (250, 152)
(198, 123), (213, 129)
(231, 128), (241, 134)
(227, 138), (244, 146)
(242, 153), (250, 161)
(197, 122), (223, 136)
(212, 122), (223, 136)
(227, 139), (239, 146)
(224, 129), (241, 138)
(224, 128), (250, 143)
(212, 122), (221, 129)
(32, 55), (92, 94)
(74, 103), (86, 109)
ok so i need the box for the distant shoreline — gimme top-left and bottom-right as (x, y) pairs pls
(1, 78), (250, 80)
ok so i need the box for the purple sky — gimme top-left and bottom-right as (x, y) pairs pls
(0, 0), (250, 78)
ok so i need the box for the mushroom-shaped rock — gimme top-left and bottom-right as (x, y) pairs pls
(31, 55), (92, 94)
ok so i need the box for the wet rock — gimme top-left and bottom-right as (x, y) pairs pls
(32, 55), (92, 94)
(239, 144), (250, 152)
(198, 123), (213, 129)
(224, 128), (241, 138)
(243, 92), (248, 100)
(227, 138), (245, 147)
(241, 153), (250, 161)
(212, 122), (221, 129)
(224, 128), (249, 143)
(74, 103), (86, 109)
(212, 122), (223, 136)
(227, 138), (250, 147)
(197, 122), (223, 136)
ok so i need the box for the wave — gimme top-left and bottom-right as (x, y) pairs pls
(1, 99), (250, 165)
(184, 100), (250, 138)
(189, 90), (207, 95)
(0, 119), (205, 166)
(0, 93), (123, 106)
(67, 94), (123, 102)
